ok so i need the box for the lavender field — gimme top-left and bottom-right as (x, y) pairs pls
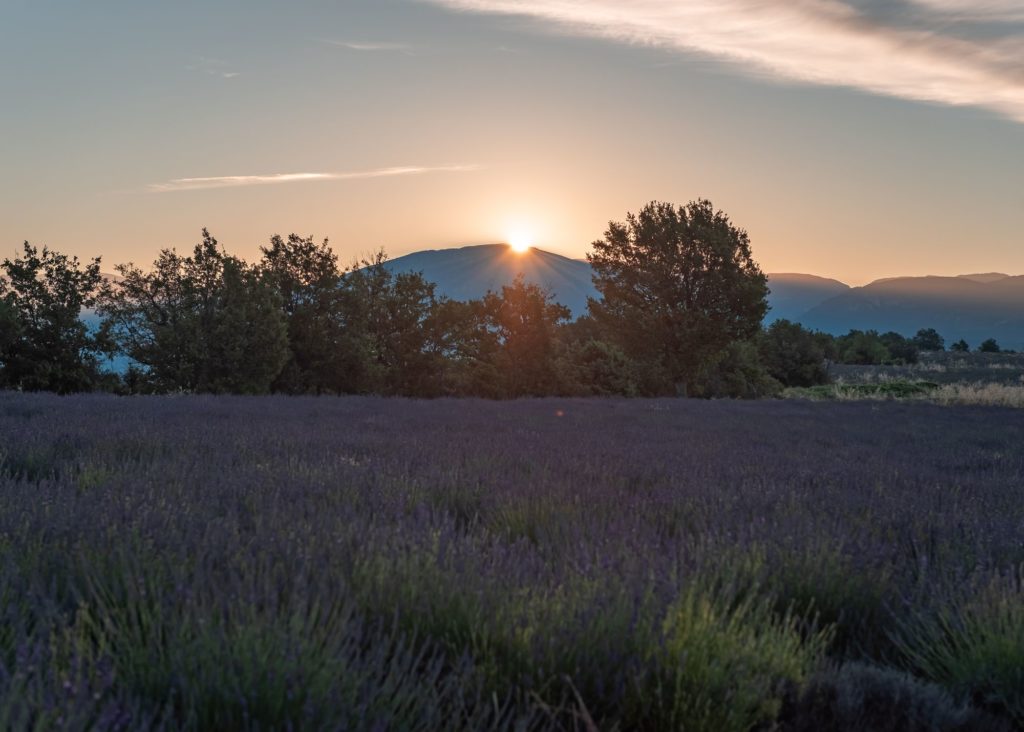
(1, 393), (1023, 731)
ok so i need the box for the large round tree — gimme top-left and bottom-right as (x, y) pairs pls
(587, 200), (768, 395)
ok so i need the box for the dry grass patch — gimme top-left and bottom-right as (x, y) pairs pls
(929, 383), (1024, 408)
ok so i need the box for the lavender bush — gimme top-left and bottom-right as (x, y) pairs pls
(1, 393), (1023, 730)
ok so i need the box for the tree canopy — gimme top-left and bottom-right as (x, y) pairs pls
(99, 230), (288, 394)
(258, 233), (348, 394)
(0, 242), (111, 393)
(480, 274), (571, 397)
(759, 319), (829, 387)
(587, 200), (768, 395)
(6, 205), (983, 399)
(913, 328), (945, 352)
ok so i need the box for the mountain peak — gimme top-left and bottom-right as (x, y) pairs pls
(958, 273), (1011, 284)
(799, 274), (1024, 348)
(383, 243), (598, 317)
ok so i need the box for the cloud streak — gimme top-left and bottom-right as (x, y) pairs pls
(908, 0), (1024, 21)
(186, 57), (240, 80)
(326, 40), (415, 54)
(423, 0), (1024, 122)
(149, 165), (481, 192)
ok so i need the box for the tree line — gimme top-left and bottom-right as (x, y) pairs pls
(0, 200), (1000, 398)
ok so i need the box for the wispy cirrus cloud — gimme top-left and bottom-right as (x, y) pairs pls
(907, 0), (1024, 21)
(148, 165), (480, 192)
(422, 0), (1024, 122)
(325, 40), (415, 54)
(186, 56), (240, 79)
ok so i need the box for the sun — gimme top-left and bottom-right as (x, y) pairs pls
(508, 232), (533, 254)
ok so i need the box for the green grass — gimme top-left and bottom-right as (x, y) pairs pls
(636, 585), (830, 732)
(898, 576), (1024, 725)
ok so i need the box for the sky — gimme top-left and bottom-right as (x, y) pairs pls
(2, 0), (1023, 285)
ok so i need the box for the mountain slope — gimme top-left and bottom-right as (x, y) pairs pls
(383, 244), (599, 317)
(386, 244), (848, 322)
(958, 273), (1010, 284)
(765, 274), (850, 323)
(798, 275), (1024, 348)
(382, 245), (1024, 347)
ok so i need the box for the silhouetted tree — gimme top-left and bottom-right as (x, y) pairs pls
(99, 230), (288, 394)
(815, 331), (839, 364)
(978, 338), (1001, 353)
(588, 200), (768, 395)
(693, 339), (782, 399)
(0, 298), (21, 388)
(836, 330), (890, 365)
(0, 242), (111, 393)
(913, 328), (945, 352)
(424, 298), (503, 397)
(479, 274), (571, 397)
(258, 234), (350, 394)
(339, 253), (448, 396)
(554, 314), (642, 396)
(758, 319), (829, 387)
(209, 258), (290, 393)
(950, 338), (970, 353)
(879, 332), (919, 364)
(558, 339), (640, 396)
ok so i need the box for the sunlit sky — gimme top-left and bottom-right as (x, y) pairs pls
(2, 0), (1023, 285)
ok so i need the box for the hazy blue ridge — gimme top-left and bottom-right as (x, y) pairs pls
(382, 245), (843, 323)
(799, 275), (1024, 349)
(763, 273), (850, 323)
(382, 244), (600, 318)
(384, 246), (1024, 347)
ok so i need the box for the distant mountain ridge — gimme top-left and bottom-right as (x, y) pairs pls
(382, 244), (1024, 348)
(799, 275), (1024, 349)
(957, 273), (1011, 284)
(383, 245), (848, 321)
(763, 274), (850, 323)
(383, 244), (598, 317)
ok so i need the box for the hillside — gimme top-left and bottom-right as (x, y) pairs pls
(799, 275), (1024, 348)
(383, 244), (599, 318)
(379, 245), (1024, 347)
(384, 244), (846, 322)
(764, 274), (850, 323)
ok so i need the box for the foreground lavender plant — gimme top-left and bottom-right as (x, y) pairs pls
(0, 393), (1021, 730)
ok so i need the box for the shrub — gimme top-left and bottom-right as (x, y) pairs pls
(66, 555), (539, 731)
(633, 586), (829, 732)
(759, 319), (829, 387)
(783, 662), (1011, 732)
(836, 330), (890, 365)
(0, 642), (164, 732)
(765, 546), (896, 660)
(559, 339), (640, 396)
(880, 332), (920, 365)
(897, 576), (1024, 726)
(692, 340), (782, 399)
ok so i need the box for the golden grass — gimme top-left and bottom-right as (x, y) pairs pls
(784, 380), (1024, 408)
(928, 382), (1024, 408)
